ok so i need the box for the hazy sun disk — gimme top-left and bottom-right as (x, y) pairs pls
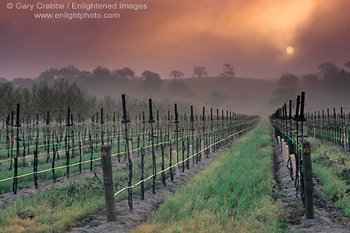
(286, 46), (294, 54)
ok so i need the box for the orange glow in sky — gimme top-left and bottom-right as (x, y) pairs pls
(0, 0), (349, 79)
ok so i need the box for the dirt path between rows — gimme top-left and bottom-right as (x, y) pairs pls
(269, 126), (350, 233)
(66, 143), (233, 233)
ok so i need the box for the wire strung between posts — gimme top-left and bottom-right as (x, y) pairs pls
(0, 122), (256, 185)
(113, 124), (256, 197)
(0, 126), (218, 184)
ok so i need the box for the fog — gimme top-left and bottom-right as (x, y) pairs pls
(2, 62), (350, 119)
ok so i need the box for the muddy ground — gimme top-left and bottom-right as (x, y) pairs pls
(270, 126), (350, 233)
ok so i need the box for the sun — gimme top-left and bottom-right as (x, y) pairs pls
(286, 46), (294, 54)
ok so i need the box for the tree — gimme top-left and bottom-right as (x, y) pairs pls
(31, 81), (52, 117)
(169, 70), (184, 79)
(318, 63), (339, 80)
(219, 64), (235, 78)
(12, 78), (36, 89)
(141, 70), (162, 91)
(58, 65), (81, 79)
(99, 95), (118, 116)
(113, 67), (135, 79)
(339, 69), (350, 79)
(92, 66), (111, 79)
(0, 81), (21, 117)
(302, 74), (318, 88)
(203, 91), (228, 108)
(52, 78), (69, 114)
(37, 65), (81, 83)
(20, 88), (33, 116)
(193, 66), (208, 78)
(345, 61), (350, 70)
(278, 73), (299, 90)
(38, 68), (58, 83)
(0, 77), (8, 83)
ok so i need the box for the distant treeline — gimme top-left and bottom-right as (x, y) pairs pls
(270, 61), (350, 110)
(1, 61), (350, 118)
(0, 78), (100, 121)
(0, 78), (194, 123)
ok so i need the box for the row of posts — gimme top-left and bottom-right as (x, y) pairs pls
(100, 95), (256, 221)
(271, 92), (314, 219)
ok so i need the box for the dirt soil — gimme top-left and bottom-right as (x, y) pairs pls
(270, 126), (350, 233)
(66, 144), (231, 233)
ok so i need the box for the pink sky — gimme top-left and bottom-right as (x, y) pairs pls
(1, 0), (350, 79)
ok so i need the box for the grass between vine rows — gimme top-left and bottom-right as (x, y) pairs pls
(309, 137), (350, 217)
(132, 121), (287, 233)
(0, 143), (170, 232)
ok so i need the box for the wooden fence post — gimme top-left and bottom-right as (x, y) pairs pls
(101, 145), (117, 222)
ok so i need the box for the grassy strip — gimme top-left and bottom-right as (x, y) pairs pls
(0, 132), (215, 232)
(132, 121), (287, 233)
(0, 161), (164, 233)
(308, 137), (350, 217)
(0, 145), (171, 232)
(0, 122), (256, 232)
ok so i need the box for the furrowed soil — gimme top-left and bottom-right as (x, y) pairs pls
(269, 125), (350, 233)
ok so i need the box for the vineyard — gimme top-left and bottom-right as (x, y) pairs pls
(0, 94), (261, 232)
(270, 92), (350, 232)
(1, 91), (350, 232)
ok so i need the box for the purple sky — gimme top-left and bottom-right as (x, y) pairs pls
(1, 0), (350, 80)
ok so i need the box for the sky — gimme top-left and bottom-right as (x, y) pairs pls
(1, 0), (350, 80)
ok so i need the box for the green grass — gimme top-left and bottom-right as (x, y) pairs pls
(0, 120), (258, 232)
(0, 177), (106, 233)
(132, 121), (287, 233)
(0, 143), (171, 232)
(308, 137), (350, 217)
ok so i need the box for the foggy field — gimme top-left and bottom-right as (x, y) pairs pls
(2, 0), (350, 231)
(2, 68), (350, 232)
(132, 122), (286, 233)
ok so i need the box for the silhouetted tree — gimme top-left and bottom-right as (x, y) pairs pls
(345, 61), (350, 70)
(339, 69), (350, 79)
(0, 81), (21, 117)
(193, 66), (208, 78)
(81, 70), (92, 79)
(219, 64), (235, 78)
(92, 66), (111, 80)
(113, 67), (135, 79)
(141, 70), (162, 91)
(38, 68), (58, 83)
(278, 73), (299, 90)
(58, 65), (81, 79)
(0, 77), (7, 83)
(318, 63), (339, 80)
(169, 70), (184, 79)
(37, 65), (81, 84)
